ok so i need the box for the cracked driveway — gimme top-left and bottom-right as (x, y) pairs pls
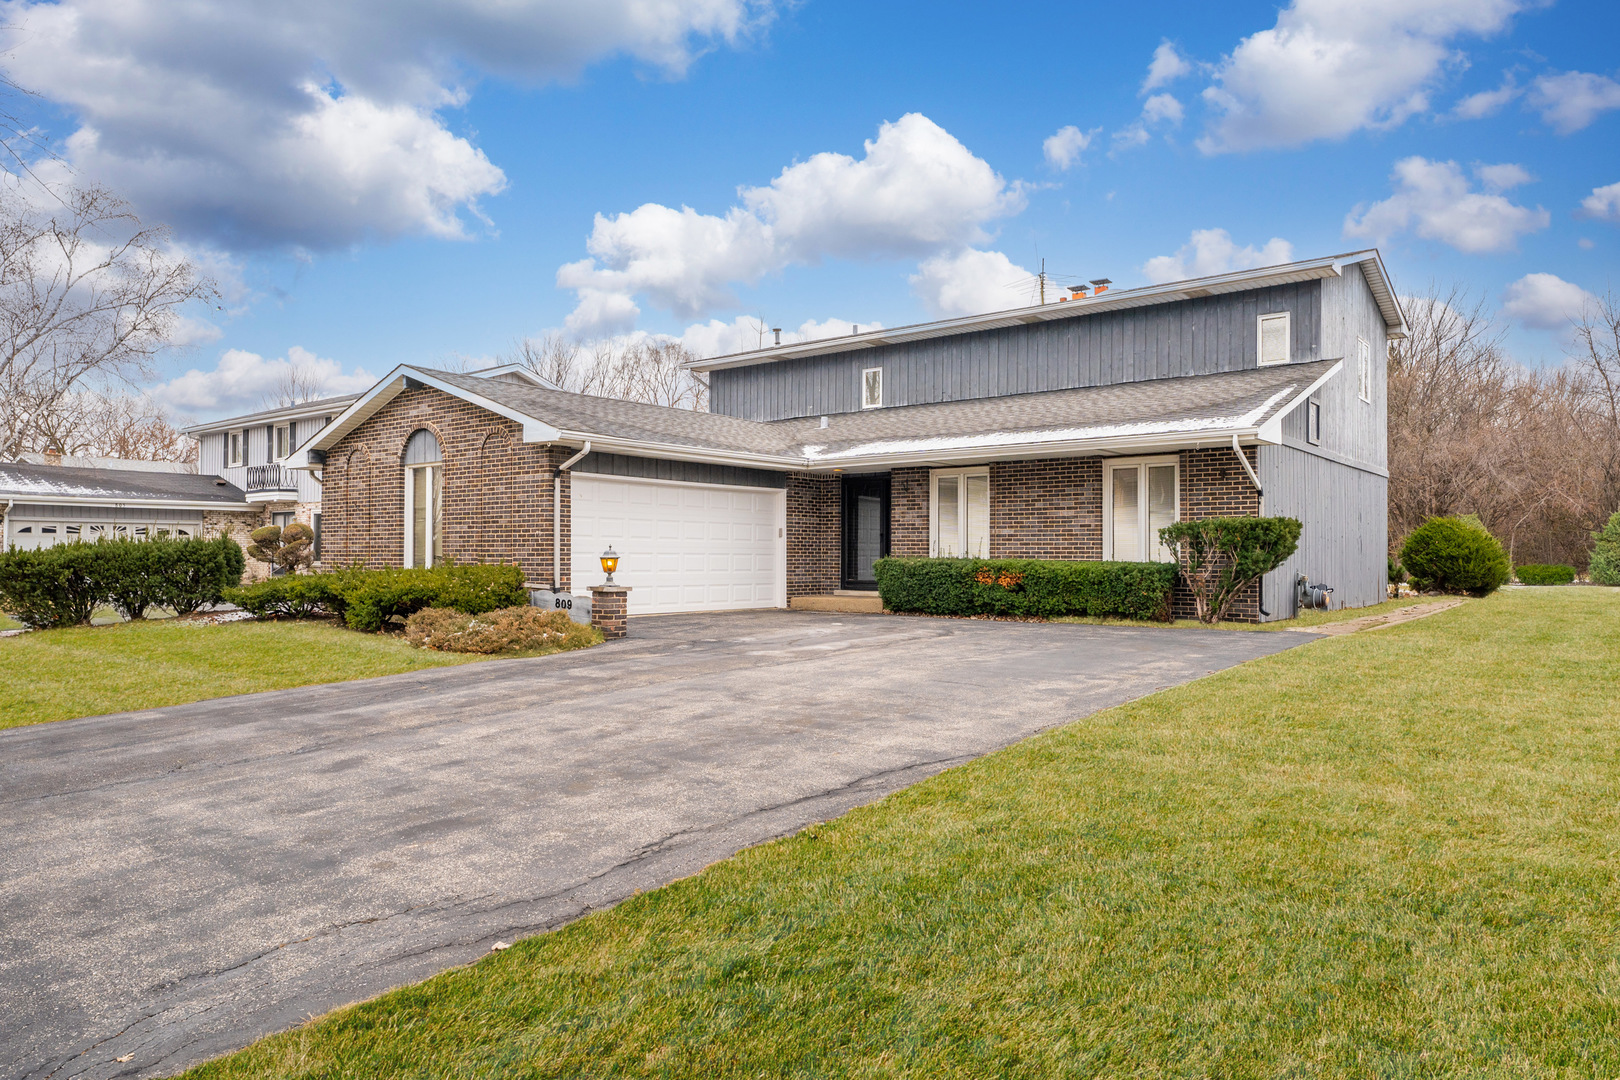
(1, 610), (1313, 1079)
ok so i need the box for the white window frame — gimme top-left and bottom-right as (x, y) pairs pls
(928, 466), (990, 558)
(1357, 336), (1372, 403)
(1257, 312), (1291, 366)
(1306, 399), (1323, 445)
(402, 463), (442, 568)
(1102, 455), (1180, 562)
(861, 367), (883, 409)
(226, 430), (244, 467)
(273, 423), (291, 460)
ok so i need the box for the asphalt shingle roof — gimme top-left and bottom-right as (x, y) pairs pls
(421, 360), (1334, 463)
(0, 462), (248, 503)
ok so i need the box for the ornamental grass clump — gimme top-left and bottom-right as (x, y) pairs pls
(1400, 515), (1510, 596)
(403, 605), (600, 654)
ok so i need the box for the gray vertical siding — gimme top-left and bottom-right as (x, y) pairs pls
(713, 282), (1323, 421)
(573, 451), (786, 488)
(1258, 444), (1388, 619)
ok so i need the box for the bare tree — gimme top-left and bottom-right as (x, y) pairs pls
(261, 363), (329, 409)
(24, 389), (196, 462)
(508, 334), (708, 411)
(0, 181), (215, 459)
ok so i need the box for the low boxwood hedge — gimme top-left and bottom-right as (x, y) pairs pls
(1514, 564), (1576, 586)
(224, 563), (528, 631)
(873, 557), (1177, 621)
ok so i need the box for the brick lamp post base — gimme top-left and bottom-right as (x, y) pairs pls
(588, 585), (631, 639)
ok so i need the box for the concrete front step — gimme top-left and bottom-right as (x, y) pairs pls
(789, 593), (885, 613)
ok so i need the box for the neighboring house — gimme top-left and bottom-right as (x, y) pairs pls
(291, 251), (1403, 621)
(0, 461), (254, 551)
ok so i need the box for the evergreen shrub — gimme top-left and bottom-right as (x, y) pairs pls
(1399, 516), (1510, 596)
(1158, 516), (1302, 624)
(1514, 564), (1576, 586)
(0, 535), (244, 628)
(873, 557), (1177, 621)
(1590, 510), (1620, 586)
(224, 563), (528, 631)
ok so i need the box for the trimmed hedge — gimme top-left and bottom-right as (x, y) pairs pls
(873, 557), (1177, 621)
(1515, 564), (1576, 586)
(0, 536), (245, 629)
(223, 563), (528, 632)
(1400, 516), (1510, 596)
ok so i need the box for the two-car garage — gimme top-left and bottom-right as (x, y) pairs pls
(569, 473), (786, 616)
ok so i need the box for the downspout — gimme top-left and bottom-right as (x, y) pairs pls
(1232, 434), (1271, 617)
(2, 499), (12, 551)
(554, 441), (591, 591)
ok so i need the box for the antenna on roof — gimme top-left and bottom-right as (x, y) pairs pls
(1039, 258), (1047, 305)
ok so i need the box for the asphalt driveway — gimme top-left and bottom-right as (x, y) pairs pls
(0, 611), (1314, 1079)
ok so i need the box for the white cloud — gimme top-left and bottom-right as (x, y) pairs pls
(1043, 125), (1098, 171)
(1110, 125), (1152, 154)
(1501, 273), (1596, 331)
(1197, 0), (1530, 153)
(558, 114), (1025, 334)
(1580, 181), (1620, 223)
(1141, 229), (1294, 285)
(1142, 94), (1185, 126)
(1476, 163), (1533, 192)
(910, 249), (1037, 318)
(1142, 41), (1193, 94)
(1, 0), (769, 250)
(1452, 74), (1521, 119)
(1528, 71), (1620, 135)
(1343, 157), (1549, 254)
(153, 346), (376, 414)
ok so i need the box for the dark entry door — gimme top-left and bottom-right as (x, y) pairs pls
(841, 474), (890, 590)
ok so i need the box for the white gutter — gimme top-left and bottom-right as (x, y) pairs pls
(0, 494), (254, 511)
(554, 441), (591, 590)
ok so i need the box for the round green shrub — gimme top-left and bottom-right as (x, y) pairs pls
(1591, 510), (1620, 586)
(1514, 564), (1576, 586)
(1399, 516), (1510, 596)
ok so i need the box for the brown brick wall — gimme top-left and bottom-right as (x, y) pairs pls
(321, 386), (571, 586)
(890, 467), (930, 556)
(786, 474), (839, 597)
(988, 457), (1104, 560)
(1172, 445), (1264, 621)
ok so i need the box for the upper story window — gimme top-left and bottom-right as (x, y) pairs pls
(403, 428), (443, 568)
(226, 430), (244, 467)
(274, 423), (291, 460)
(1105, 457), (1178, 562)
(1306, 399), (1323, 445)
(1357, 337), (1372, 403)
(1257, 312), (1291, 366)
(931, 467), (988, 557)
(862, 367), (883, 409)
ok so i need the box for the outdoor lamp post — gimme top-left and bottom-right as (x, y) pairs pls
(600, 545), (620, 585)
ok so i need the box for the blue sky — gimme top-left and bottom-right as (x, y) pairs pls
(4, 0), (1617, 419)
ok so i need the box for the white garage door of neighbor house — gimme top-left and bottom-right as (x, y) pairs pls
(570, 474), (786, 615)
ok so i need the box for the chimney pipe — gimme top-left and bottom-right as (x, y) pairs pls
(1089, 278), (1112, 296)
(772, 327), (781, 346)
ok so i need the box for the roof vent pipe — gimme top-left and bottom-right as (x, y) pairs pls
(772, 328), (781, 346)
(820, 416), (828, 429)
(1090, 278), (1112, 296)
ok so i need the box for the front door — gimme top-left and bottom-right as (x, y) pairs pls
(841, 474), (890, 590)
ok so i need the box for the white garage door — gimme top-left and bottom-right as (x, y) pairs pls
(570, 474), (785, 615)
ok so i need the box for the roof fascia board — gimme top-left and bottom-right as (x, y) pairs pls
(1, 494), (254, 511)
(1257, 359), (1345, 443)
(554, 433), (804, 472)
(688, 255), (1353, 372)
(804, 427), (1266, 472)
(1334, 250), (1408, 338)
(182, 398), (360, 436)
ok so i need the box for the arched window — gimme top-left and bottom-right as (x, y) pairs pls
(403, 429), (443, 567)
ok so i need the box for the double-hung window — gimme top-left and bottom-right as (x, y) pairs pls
(930, 467), (989, 557)
(273, 423), (291, 460)
(862, 367), (883, 409)
(1104, 457), (1178, 562)
(402, 429), (444, 567)
(226, 430), (244, 467)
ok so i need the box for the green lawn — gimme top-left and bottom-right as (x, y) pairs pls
(0, 619), (488, 728)
(186, 588), (1620, 1079)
